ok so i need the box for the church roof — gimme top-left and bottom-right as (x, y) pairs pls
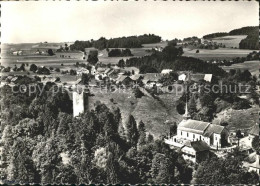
(249, 123), (259, 136)
(183, 140), (210, 152)
(178, 119), (210, 134)
(178, 119), (226, 136)
(205, 124), (225, 134)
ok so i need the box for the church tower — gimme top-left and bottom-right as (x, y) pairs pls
(183, 99), (191, 120)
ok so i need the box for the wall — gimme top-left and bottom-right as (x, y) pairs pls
(177, 129), (210, 145)
(73, 91), (88, 117)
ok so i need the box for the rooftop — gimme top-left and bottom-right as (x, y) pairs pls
(178, 119), (210, 134)
(249, 123), (259, 136)
(183, 140), (210, 152)
(178, 119), (225, 136)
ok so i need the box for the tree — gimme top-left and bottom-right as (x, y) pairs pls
(125, 115), (139, 147)
(170, 123), (177, 137)
(87, 50), (99, 65)
(252, 136), (260, 154)
(138, 121), (146, 146)
(194, 155), (259, 184)
(133, 88), (144, 98)
(47, 49), (54, 56)
(30, 64), (38, 72)
(118, 59), (125, 68)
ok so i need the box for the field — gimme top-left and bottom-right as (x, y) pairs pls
(212, 105), (259, 132)
(222, 60), (260, 76)
(183, 48), (255, 60)
(211, 35), (247, 48)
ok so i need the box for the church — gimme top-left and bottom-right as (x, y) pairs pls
(166, 102), (230, 150)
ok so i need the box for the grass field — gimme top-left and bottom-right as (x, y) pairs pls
(183, 48), (255, 60)
(221, 60), (260, 76)
(212, 105), (259, 132)
(211, 35), (247, 48)
(87, 89), (183, 138)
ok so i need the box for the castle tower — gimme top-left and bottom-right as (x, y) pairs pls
(73, 89), (89, 117)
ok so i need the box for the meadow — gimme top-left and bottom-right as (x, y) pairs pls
(221, 60), (260, 76)
(211, 35), (247, 48)
(212, 105), (259, 132)
(183, 48), (255, 60)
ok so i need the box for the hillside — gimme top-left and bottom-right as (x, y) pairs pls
(202, 26), (259, 50)
(88, 89), (183, 138)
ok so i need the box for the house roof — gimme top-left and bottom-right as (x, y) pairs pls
(97, 67), (106, 72)
(249, 154), (260, 169)
(204, 74), (213, 82)
(249, 123), (259, 136)
(178, 119), (210, 135)
(183, 140), (210, 152)
(104, 68), (112, 74)
(130, 74), (143, 81)
(141, 73), (163, 83)
(161, 69), (172, 74)
(116, 75), (131, 83)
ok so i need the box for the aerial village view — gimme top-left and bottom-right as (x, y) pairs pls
(0, 1), (259, 185)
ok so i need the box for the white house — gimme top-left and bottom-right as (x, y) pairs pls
(161, 69), (173, 74)
(178, 73), (187, 81)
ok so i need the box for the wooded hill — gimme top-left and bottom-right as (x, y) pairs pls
(203, 26), (259, 50)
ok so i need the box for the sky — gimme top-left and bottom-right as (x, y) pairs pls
(1, 1), (259, 43)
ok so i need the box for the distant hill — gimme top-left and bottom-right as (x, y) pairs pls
(203, 26), (259, 49)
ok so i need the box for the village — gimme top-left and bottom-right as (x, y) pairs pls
(0, 1), (259, 184)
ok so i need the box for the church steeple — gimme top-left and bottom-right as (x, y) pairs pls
(183, 97), (191, 120)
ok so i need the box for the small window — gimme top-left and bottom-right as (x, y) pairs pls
(187, 133), (189, 137)
(181, 131), (182, 136)
(193, 134), (195, 139)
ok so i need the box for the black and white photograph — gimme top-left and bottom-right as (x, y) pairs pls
(0, 1), (259, 184)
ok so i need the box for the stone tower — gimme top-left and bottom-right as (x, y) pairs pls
(73, 90), (88, 117)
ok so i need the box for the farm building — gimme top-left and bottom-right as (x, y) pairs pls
(161, 69), (173, 74)
(116, 75), (133, 85)
(180, 140), (210, 163)
(141, 73), (163, 87)
(56, 51), (85, 60)
(178, 72), (213, 83)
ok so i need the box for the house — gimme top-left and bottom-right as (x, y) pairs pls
(12, 51), (22, 55)
(56, 51), (85, 60)
(116, 75), (133, 85)
(244, 154), (260, 174)
(181, 140), (210, 163)
(90, 66), (97, 75)
(96, 67), (106, 74)
(248, 122), (259, 144)
(141, 73), (163, 87)
(130, 74), (143, 82)
(178, 73), (187, 81)
(161, 69), (173, 74)
(77, 68), (89, 76)
(178, 72), (213, 83)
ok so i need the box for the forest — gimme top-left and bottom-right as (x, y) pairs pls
(123, 44), (226, 76)
(0, 74), (259, 184)
(0, 80), (193, 184)
(69, 34), (161, 51)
